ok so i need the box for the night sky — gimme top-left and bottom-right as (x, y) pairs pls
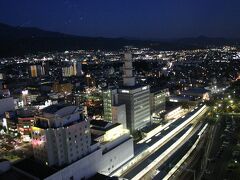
(0, 0), (240, 39)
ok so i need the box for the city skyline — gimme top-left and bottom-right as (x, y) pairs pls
(1, 1), (240, 180)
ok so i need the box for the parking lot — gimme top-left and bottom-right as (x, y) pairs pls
(203, 115), (240, 180)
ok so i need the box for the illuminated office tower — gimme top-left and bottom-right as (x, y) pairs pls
(42, 61), (49, 75)
(102, 88), (118, 122)
(30, 65), (45, 77)
(30, 65), (37, 78)
(0, 73), (4, 80)
(72, 59), (83, 76)
(76, 60), (83, 76)
(70, 65), (74, 76)
(36, 65), (45, 76)
(150, 88), (169, 118)
(73, 60), (77, 76)
(118, 53), (151, 133)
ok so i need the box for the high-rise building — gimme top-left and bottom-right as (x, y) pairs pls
(102, 88), (118, 122)
(30, 64), (45, 77)
(32, 104), (91, 166)
(62, 62), (74, 77)
(30, 65), (37, 78)
(76, 60), (83, 76)
(150, 88), (169, 118)
(62, 60), (83, 77)
(118, 53), (151, 133)
(42, 61), (49, 76)
(4, 117), (134, 180)
(118, 86), (151, 133)
(102, 53), (151, 133)
(72, 59), (83, 76)
(123, 53), (135, 86)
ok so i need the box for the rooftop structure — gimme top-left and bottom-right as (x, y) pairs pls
(123, 53), (135, 87)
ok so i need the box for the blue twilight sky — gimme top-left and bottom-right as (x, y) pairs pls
(0, 0), (240, 39)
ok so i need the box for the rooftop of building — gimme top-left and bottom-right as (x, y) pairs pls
(17, 109), (35, 118)
(118, 84), (146, 90)
(42, 104), (68, 114)
(90, 120), (121, 132)
(90, 120), (111, 128)
(182, 88), (209, 95)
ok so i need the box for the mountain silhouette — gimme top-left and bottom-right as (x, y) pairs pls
(0, 23), (239, 57)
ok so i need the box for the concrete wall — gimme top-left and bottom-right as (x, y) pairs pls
(45, 149), (102, 180)
(112, 104), (127, 129)
(44, 137), (134, 179)
(98, 138), (134, 175)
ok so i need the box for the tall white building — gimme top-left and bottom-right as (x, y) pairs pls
(123, 53), (135, 86)
(118, 86), (151, 133)
(101, 53), (151, 133)
(62, 60), (83, 77)
(32, 104), (91, 166)
(118, 53), (151, 133)
(28, 104), (134, 180)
